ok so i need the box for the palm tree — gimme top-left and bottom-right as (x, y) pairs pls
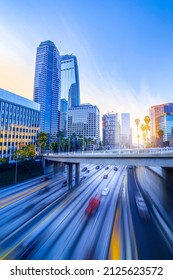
(37, 132), (47, 154)
(144, 116), (151, 146)
(57, 130), (64, 153)
(158, 129), (164, 147)
(135, 118), (140, 148)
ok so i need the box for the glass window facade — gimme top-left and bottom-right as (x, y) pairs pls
(102, 113), (119, 148)
(159, 113), (173, 142)
(68, 104), (100, 142)
(61, 55), (80, 108)
(0, 88), (40, 159)
(33, 41), (61, 137)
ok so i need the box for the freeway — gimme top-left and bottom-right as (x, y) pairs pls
(0, 164), (173, 260)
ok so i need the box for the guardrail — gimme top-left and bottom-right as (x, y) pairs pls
(43, 147), (173, 157)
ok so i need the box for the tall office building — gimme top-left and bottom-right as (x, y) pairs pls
(60, 98), (68, 137)
(68, 104), (100, 143)
(121, 113), (131, 147)
(61, 54), (80, 108)
(33, 40), (61, 139)
(102, 113), (119, 149)
(0, 88), (40, 159)
(159, 113), (173, 145)
(149, 103), (173, 146)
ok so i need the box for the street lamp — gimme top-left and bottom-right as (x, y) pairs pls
(15, 154), (18, 184)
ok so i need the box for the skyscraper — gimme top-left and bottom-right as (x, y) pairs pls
(33, 40), (61, 138)
(68, 104), (100, 143)
(102, 113), (119, 149)
(61, 54), (80, 108)
(121, 113), (131, 147)
(149, 103), (173, 146)
(60, 98), (68, 137)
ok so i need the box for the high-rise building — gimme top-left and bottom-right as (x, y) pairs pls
(60, 98), (68, 137)
(121, 113), (131, 147)
(33, 40), (61, 139)
(102, 113), (119, 149)
(61, 54), (80, 108)
(159, 113), (173, 145)
(68, 104), (100, 143)
(0, 88), (40, 159)
(149, 103), (173, 146)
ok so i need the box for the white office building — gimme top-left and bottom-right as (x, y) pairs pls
(68, 104), (100, 143)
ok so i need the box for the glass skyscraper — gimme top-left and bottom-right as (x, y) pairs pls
(61, 54), (80, 108)
(33, 40), (61, 137)
(150, 103), (173, 146)
(121, 113), (131, 147)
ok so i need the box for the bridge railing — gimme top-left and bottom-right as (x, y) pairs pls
(43, 147), (173, 157)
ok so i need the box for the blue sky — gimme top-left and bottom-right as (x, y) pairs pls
(0, 0), (173, 139)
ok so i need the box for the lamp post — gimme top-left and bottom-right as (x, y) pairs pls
(15, 154), (18, 184)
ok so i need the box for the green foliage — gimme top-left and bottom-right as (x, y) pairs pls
(13, 144), (36, 159)
(0, 157), (9, 165)
(37, 132), (47, 151)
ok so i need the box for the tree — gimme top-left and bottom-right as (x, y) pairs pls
(158, 129), (164, 147)
(50, 142), (58, 152)
(57, 130), (64, 153)
(37, 132), (47, 153)
(140, 116), (151, 147)
(135, 118), (140, 148)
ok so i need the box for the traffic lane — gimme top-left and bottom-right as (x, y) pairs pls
(13, 169), (108, 259)
(70, 167), (125, 260)
(128, 168), (173, 260)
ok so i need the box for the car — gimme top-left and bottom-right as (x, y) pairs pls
(86, 170), (90, 173)
(135, 194), (150, 219)
(105, 166), (109, 170)
(114, 167), (118, 171)
(80, 176), (86, 182)
(62, 180), (67, 186)
(103, 174), (108, 179)
(82, 167), (87, 172)
(95, 165), (100, 169)
(102, 187), (109, 196)
(85, 197), (100, 215)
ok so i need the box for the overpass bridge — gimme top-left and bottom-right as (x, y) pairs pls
(43, 148), (173, 190)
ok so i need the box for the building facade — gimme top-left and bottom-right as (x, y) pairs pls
(0, 88), (40, 159)
(68, 104), (100, 143)
(61, 54), (80, 108)
(149, 103), (173, 146)
(102, 113), (119, 149)
(33, 40), (61, 139)
(121, 113), (131, 147)
(60, 98), (68, 137)
(159, 113), (173, 145)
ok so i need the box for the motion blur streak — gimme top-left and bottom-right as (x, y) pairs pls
(108, 207), (120, 260)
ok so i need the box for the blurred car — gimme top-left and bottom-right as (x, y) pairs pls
(80, 176), (86, 182)
(114, 167), (118, 171)
(102, 187), (109, 196)
(86, 170), (90, 173)
(85, 197), (100, 215)
(105, 166), (109, 170)
(103, 174), (108, 179)
(82, 167), (87, 172)
(95, 165), (100, 169)
(40, 176), (49, 182)
(62, 180), (67, 186)
(135, 194), (150, 219)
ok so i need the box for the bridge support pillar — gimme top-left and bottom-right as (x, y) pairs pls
(53, 162), (64, 178)
(75, 163), (80, 186)
(162, 167), (173, 192)
(42, 158), (54, 174)
(67, 163), (73, 190)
